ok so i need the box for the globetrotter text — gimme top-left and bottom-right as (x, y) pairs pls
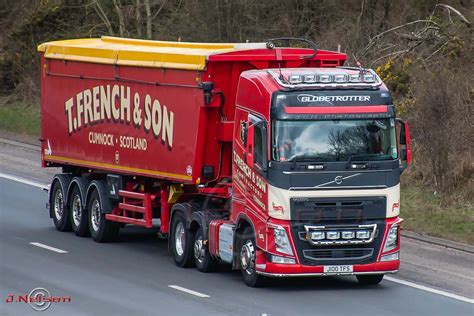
(64, 84), (174, 148)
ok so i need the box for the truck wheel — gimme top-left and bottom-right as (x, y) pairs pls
(239, 227), (265, 287)
(51, 180), (71, 232)
(69, 185), (89, 237)
(170, 213), (195, 268)
(87, 189), (119, 242)
(194, 226), (218, 272)
(356, 274), (384, 285)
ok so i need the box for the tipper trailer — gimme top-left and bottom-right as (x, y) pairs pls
(38, 36), (412, 287)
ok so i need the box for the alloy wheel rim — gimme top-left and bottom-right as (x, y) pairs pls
(72, 194), (82, 227)
(240, 240), (255, 275)
(54, 190), (64, 221)
(194, 236), (205, 263)
(91, 199), (101, 232)
(175, 222), (185, 256)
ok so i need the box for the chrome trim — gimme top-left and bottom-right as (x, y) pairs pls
(303, 224), (377, 246)
(267, 69), (382, 90)
(289, 185), (387, 191)
(302, 248), (374, 261)
(256, 270), (398, 278)
(282, 169), (393, 175)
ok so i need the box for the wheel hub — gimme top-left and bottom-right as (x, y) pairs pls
(174, 222), (185, 256)
(53, 190), (64, 220)
(72, 194), (82, 227)
(240, 240), (255, 274)
(91, 199), (101, 232)
(194, 237), (205, 263)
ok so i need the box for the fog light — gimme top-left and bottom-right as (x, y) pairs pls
(310, 231), (325, 240)
(271, 255), (296, 264)
(326, 231), (340, 240)
(380, 251), (399, 262)
(341, 231), (355, 239)
(356, 230), (370, 239)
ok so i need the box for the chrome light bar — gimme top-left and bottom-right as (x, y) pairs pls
(303, 224), (377, 246)
(268, 68), (382, 90)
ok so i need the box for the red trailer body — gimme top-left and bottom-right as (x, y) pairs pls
(39, 37), (345, 184)
(39, 37), (411, 287)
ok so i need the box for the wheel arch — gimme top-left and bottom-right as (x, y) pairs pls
(67, 176), (89, 210)
(86, 180), (113, 214)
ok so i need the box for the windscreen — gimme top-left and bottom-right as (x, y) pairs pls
(272, 119), (397, 162)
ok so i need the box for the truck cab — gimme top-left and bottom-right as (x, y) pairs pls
(230, 66), (411, 286)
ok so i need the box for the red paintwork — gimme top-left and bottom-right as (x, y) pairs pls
(284, 105), (388, 114)
(106, 190), (155, 228)
(260, 260), (399, 275)
(40, 48), (346, 185)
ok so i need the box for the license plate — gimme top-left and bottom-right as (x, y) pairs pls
(324, 265), (353, 274)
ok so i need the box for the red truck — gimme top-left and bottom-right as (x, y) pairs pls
(38, 36), (412, 287)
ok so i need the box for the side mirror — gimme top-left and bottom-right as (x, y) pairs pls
(395, 118), (412, 172)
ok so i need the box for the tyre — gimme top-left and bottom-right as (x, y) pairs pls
(51, 180), (71, 232)
(194, 226), (218, 272)
(356, 274), (384, 285)
(170, 212), (195, 268)
(238, 227), (265, 287)
(69, 185), (89, 237)
(87, 189), (119, 242)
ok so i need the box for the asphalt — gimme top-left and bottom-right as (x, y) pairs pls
(1, 137), (473, 315)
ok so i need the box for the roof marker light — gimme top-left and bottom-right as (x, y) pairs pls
(288, 75), (303, 84)
(349, 74), (361, 83)
(318, 74), (332, 83)
(303, 74), (317, 83)
(333, 74), (348, 83)
(363, 74), (376, 83)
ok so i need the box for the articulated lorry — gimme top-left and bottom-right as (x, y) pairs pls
(38, 37), (412, 287)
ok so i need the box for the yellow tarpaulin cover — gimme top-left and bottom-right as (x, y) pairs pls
(38, 36), (266, 70)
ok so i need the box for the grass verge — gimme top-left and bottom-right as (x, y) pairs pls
(401, 180), (473, 245)
(0, 102), (40, 136)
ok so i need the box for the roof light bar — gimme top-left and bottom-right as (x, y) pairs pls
(267, 68), (382, 90)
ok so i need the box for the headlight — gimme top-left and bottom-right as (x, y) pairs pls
(273, 226), (293, 256)
(383, 224), (399, 252)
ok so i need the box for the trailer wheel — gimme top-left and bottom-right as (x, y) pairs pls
(87, 189), (119, 243)
(69, 185), (89, 237)
(170, 213), (195, 268)
(51, 180), (71, 232)
(194, 226), (218, 272)
(356, 274), (384, 285)
(239, 227), (265, 287)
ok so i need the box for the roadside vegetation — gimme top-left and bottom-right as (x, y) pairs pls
(0, 0), (472, 243)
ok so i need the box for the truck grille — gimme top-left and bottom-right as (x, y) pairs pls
(290, 219), (386, 266)
(303, 248), (374, 261)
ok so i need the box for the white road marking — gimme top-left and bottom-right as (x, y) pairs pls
(0, 172), (48, 190)
(30, 242), (68, 254)
(168, 285), (210, 298)
(386, 276), (473, 304)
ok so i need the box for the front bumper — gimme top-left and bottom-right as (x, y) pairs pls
(256, 260), (399, 277)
